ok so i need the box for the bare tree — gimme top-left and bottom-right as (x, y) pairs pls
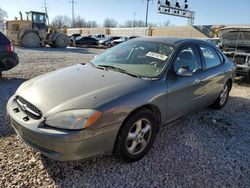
(0, 7), (8, 22)
(122, 20), (170, 28)
(162, 20), (170, 27)
(123, 20), (146, 28)
(103, 18), (118, 28)
(86, 20), (98, 28)
(123, 20), (133, 28)
(74, 16), (86, 28)
(51, 15), (72, 28)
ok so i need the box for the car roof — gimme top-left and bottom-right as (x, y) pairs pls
(133, 37), (214, 47)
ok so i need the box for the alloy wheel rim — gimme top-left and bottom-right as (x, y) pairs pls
(220, 84), (228, 106)
(126, 118), (152, 155)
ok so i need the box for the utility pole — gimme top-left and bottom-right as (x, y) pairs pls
(145, 0), (152, 27)
(69, 0), (77, 27)
(42, 0), (50, 24)
(133, 12), (136, 27)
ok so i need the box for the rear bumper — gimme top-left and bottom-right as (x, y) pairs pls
(0, 52), (19, 71)
(7, 95), (120, 161)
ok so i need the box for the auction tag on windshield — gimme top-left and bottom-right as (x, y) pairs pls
(146, 52), (168, 61)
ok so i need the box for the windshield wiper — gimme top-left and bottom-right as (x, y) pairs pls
(97, 65), (141, 78)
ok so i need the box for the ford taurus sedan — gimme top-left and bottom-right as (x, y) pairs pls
(7, 38), (236, 162)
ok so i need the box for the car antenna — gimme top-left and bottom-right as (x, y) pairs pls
(233, 28), (241, 61)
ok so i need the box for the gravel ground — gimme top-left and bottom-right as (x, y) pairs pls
(0, 47), (250, 187)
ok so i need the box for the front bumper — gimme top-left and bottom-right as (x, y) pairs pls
(7, 95), (119, 161)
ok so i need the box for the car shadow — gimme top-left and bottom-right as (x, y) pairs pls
(40, 95), (250, 187)
(15, 46), (100, 55)
(0, 78), (26, 137)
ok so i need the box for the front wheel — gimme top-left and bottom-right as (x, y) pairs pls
(54, 34), (69, 48)
(107, 43), (112, 48)
(114, 109), (158, 162)
(211, 82), (230, 109)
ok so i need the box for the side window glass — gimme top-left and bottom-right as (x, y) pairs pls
(174, 46), (201, 73)
(200, 45), (221, 69)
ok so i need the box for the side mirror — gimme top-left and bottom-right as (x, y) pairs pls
(176, 67), (193, 77)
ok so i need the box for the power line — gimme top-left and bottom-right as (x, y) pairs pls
(69, 0), (77, 27)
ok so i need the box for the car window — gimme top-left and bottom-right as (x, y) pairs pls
(174, 46), (201, 73)
(200, 45), (221, 69)
(92, 40), (175, 78)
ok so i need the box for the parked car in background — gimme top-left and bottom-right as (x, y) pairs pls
(0, 32), (19, 77)
(99, 36), (121, 47)
(112, 36), (128, 46)
(204, 38), (221, 48)
(69, 33), (81, 40)
(92, 34), (106, 41)
(219, 27), (250, 82)
(7, 38), (235, 162)
(128, 36), (139, 40)
(74, 36), (99, 47)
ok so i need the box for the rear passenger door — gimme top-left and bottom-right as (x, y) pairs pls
(198, 44), (226, 102)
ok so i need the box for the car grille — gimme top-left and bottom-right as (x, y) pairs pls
(226, 54), (247, 65)
(234, 56), (247, 65)
(16, 96), (43, 120)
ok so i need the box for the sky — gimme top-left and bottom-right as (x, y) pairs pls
(0, 0), (250, 26)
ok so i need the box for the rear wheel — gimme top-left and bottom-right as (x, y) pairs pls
(22, 32), (40, 48)
(114, 109), (157, 162)
(107, 43), (112, 48)
(54, 34), (69, 48)
(211, 82), (230, 109)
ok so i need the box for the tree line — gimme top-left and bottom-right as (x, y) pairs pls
(51, 15), (171, 28)
(0, 6), (170, 28)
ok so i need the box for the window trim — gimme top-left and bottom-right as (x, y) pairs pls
(198, 44), (223, 70)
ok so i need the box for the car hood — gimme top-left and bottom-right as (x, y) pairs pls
(218, 27), (250, 48)
(15, 64), (148, 117)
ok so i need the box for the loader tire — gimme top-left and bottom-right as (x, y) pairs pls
(22, 32), (40, 48)
(54, 34), (69, 48)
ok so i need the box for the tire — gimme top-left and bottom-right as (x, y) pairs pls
(107, 43), (112, 48)
(54, 34), (69, 48)
(114, 109), (158, 162)
(211, 82), (230, 109)
(22, 32), (40, 48)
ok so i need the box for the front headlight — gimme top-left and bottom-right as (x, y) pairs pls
(45, 109), (102, 130)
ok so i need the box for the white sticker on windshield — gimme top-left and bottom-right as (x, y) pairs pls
(146, 52), (168, 61)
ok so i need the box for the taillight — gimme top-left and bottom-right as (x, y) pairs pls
(6, 41), (14, 52)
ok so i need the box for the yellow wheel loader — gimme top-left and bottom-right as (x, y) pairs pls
(4, 11), (69, 48)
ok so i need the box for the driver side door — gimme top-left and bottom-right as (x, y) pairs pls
(166, 44), (207, 123)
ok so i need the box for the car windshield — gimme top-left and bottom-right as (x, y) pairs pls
(91, 40), (175, 78)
